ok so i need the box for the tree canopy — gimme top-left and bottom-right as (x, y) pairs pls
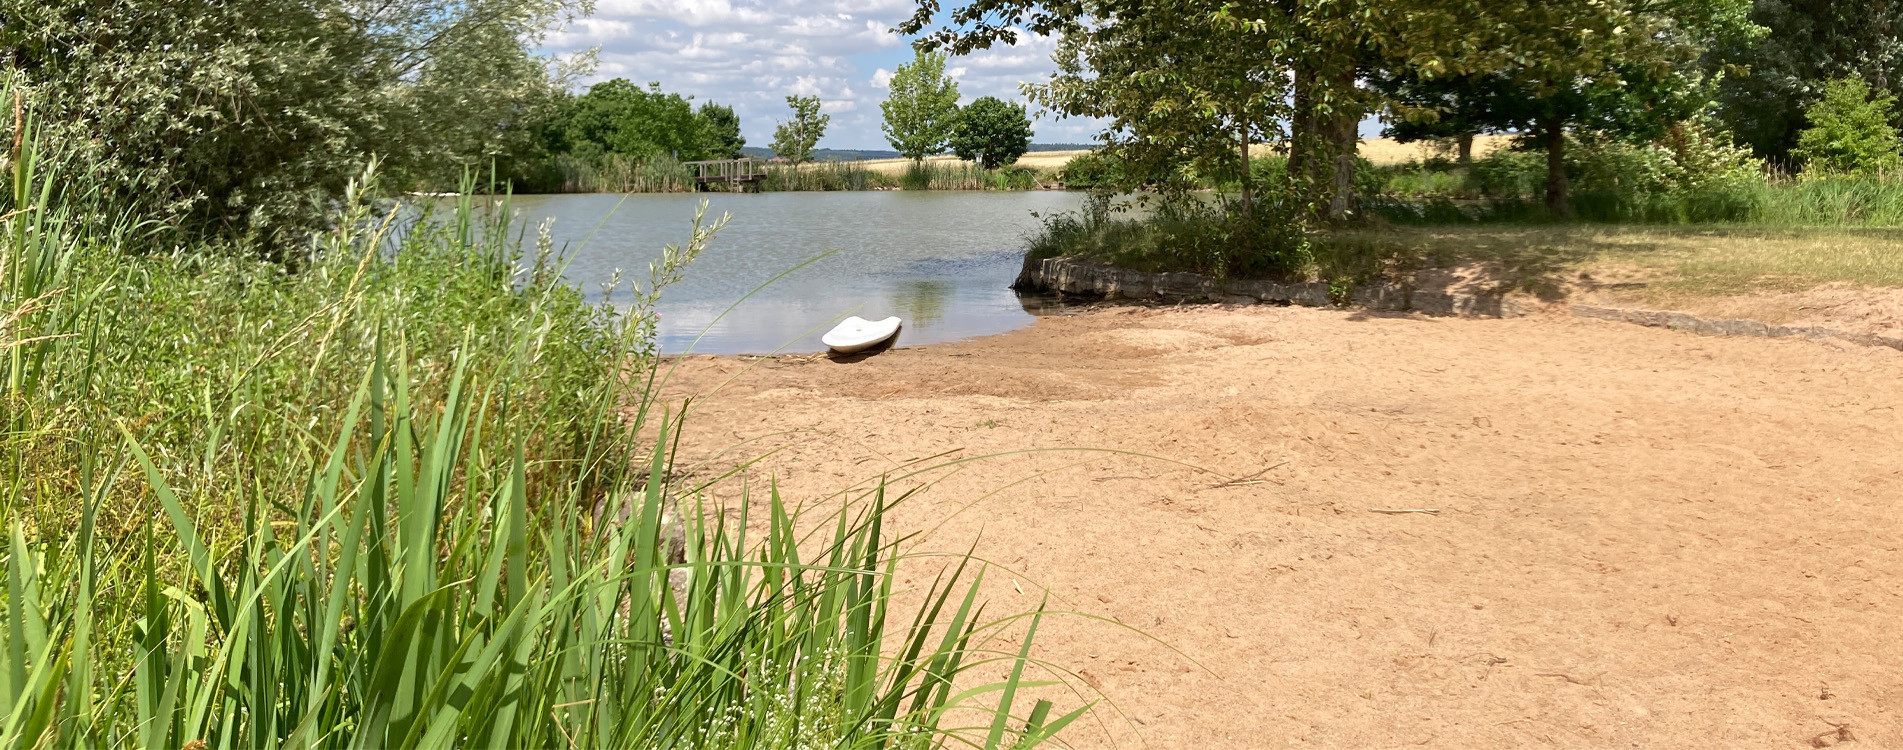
(949, 97), (1033, 169)
(1710, 0), (1903, 161)
(551, 80), (718, 161)
(699, 103), (747, 160)
(882, 50), (963, 162)
(3, 0), (590, 251)
(1792, 77), (1903, 175)
(906, 0), (1760, 218)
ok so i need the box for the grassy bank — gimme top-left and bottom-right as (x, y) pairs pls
(1316, 224), (1903, 300)
(1, 102), (1080, 746)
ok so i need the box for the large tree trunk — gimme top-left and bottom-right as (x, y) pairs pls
(1289, 66), (1315, 190)
(1326, 67), (1359, 221)
(1457, 132), (1474, 167)
(1540, 114), (1572, 218)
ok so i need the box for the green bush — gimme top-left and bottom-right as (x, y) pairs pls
(1794, 77), (1903, 177)
(1059, 151), (1123, 188)
(1373, 122), (1798, 224)
(1027, 196), (1312, 280)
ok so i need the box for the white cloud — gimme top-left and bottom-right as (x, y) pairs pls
(870, 68), (892, 89)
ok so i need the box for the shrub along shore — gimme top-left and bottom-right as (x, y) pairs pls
(1034, 133), (1903, 288)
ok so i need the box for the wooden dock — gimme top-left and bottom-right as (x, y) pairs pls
(685, 158), (767, 191)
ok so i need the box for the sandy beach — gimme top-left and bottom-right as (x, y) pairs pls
(661, 303), (1903, 748)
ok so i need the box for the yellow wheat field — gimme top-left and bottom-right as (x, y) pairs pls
(837, 136), (1510, 173)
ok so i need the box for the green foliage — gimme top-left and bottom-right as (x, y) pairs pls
(1710, 1), (1903, 161)
(1364, 122), (1903, 226)
(1057, 152), (1123, 189)
(899, 162), (1039, 190)
(761, 162), (887, 191)
(771, 96), (830, 165)
(1793, 77), (1903, 176)
(1025, 3), (1280, 199)
(530, 152), (698, 193)
(907, 0), (1760, 218)
(0, 103), (1085, 747)
(553, 79), (719, 162)
(3, 0), (587, 252)
(950, 98), (1033, 170)
(1026, 197), (1312, 280)
(699, 102), (747, 159)
(882, 50), (963, 162)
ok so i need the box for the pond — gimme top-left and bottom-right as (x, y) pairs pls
(507, 191), (1089, 354)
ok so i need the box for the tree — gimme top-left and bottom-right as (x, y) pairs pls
(552, 80), (714, 161)
(2, 0), (589, 253)
(698, 103), (746, 159)
(881, 50), (963, 162)
(1372, 74), (1516, 166)
(1480, 0), (1760, 216)
(1792, 77), (1903, 174)
(1028, 3), (1286, 214)
(771, 95), (829, 164)
(1710, 0), (1903, 162)
(902, 0), (1593, 219)
(907, 0), (1759, 220)
(949, 97), (1033, 169)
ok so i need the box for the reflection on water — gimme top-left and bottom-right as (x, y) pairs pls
(504, 191), (1088, 354)
(892, 279), (951, 327)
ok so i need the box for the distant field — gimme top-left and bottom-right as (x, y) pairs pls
(834, 137), (1510, 174)
(850, 150), (1092, 175)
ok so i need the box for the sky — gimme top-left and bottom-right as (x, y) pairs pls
(540, 0), (1108, 150)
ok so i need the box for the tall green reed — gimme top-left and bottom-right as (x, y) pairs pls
(2, 345), (1085, 748)
(541, 152), (697, 193)
(898, 163), (1039, 191)
(763, 162), (887, 191)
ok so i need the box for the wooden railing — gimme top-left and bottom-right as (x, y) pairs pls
(684, 158), (768, 188)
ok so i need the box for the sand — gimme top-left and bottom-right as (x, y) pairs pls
(660, 304), (1903, 748)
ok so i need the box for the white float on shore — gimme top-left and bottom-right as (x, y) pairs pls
(822, 316), (902, 354)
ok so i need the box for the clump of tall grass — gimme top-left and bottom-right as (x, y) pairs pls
(899, 162), (1040, 191)
(763, 161), (890, 191)
(1026, 195), (1311, 279)
(1, 349), (1084, 747)
(536, 152), (697, 192)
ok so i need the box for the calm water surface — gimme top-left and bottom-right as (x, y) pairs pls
(508, 191), (1087, 354)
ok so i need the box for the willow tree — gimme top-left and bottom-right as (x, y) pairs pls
(3, 0), (591, 252)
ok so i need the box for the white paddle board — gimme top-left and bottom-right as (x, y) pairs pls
(822, 316), (902, 354)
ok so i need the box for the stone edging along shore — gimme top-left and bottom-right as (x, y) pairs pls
(1016, 255), (1903, 352)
